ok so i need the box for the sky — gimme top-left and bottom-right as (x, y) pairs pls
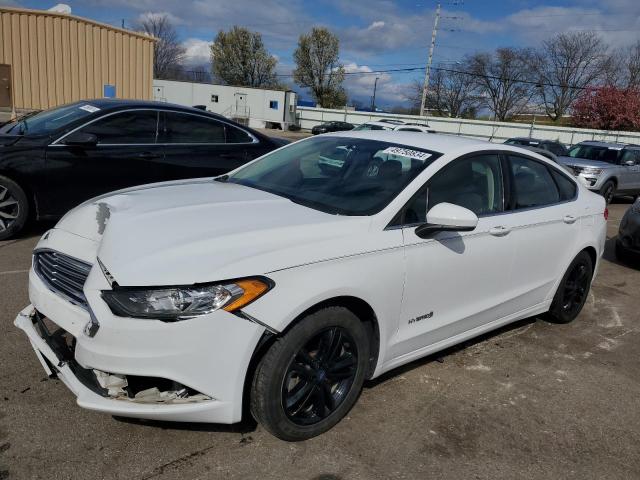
(3, 0), (640, 107)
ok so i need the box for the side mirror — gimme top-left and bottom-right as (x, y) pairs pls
(63, 132), (98, 147)
(623, 160), (635, 167)
(415, 202), (478, 239)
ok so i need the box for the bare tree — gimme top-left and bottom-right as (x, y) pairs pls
(425, 65), (478, 118)
(467, 48), (534, 121)
(404, 79), (424, 114)
(623, 41), (640, 88)
(293, 27), (346, 108)
(136, 14), (185, 80)
(210, 27), (279, 88)
(529, 31), (609, 121)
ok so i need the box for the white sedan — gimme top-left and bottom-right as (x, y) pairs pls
(15, 132), (607, 441)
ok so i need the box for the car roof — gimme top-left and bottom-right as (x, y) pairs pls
(358, 121), (397, 128)
(71, 98), (233, 122)
(507, 137), (557, 143)
(327, 131), (494, 153)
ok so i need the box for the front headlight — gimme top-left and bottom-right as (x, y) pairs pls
(582, 167), (603, 175)
(101, 278), (272, 321)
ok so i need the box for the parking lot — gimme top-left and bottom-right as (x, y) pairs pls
(0, 199), (637, 479)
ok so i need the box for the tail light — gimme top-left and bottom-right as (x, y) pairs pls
(604, 208), (609, 221)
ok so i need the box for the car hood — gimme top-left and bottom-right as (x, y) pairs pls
(55, 179), (372, 286)
(557, 156), (612, 169)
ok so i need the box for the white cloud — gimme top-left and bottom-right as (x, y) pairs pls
(342, 62), (408, 105)
(182, 38), (211, 66)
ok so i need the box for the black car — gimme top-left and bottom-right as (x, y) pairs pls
(504, 137), (568, 157)
(0, 99), (286, 240)
(311, 121), (354, 135)
(616, 199), (640, 264)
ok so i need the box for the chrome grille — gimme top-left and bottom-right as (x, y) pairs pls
(34, 250), (92, 308)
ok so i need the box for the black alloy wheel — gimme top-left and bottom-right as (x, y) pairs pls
(560, 261), (590, 317)
(546, 251), (593, 324)
(282, 327), (358, 425)
(250, 306), (369, 441)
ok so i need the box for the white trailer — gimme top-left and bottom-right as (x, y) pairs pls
(153, 79), (298, 130)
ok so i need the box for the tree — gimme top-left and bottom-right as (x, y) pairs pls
(528, 32), (609, 121)
(293, 27), (346, 108)
(467, 48), (534, 121)
(572, 86), (640, 131)
(623, 41), (640, 89)
(404, 80), (424, 114)
(210, 27), (279, 88)
(136, 14), (185, 80)
(425, 65), (478, 118)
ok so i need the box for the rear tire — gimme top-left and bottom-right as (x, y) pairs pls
(546, 251), (593, 324)
(250, 307), (369, 441)
(0, 175), (29, 241)
(600, 180), (615, 204)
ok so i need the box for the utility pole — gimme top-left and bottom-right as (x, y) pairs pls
(371, 76), (379, 112)
(420, 2), (441, 117)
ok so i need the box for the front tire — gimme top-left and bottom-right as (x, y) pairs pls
(250, 307), (370, 441)
(0, 175), (29, 241)
(600, 180), (615, 204)
(546, 251), (593, 324)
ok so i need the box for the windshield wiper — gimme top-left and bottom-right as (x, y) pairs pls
(214, 175), (229, 183)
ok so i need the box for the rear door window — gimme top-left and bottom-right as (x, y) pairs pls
(509, 155), (561, 209)
(161, 112), (226, 144)
(550, 168), (577, 201)
(225, 125), (254, 144)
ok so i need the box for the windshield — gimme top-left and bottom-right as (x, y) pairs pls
(353, 123), (393, 131)
(227, 136), (442, 215)
(568, 144), (620, 163)
(0, 102), (98, 135)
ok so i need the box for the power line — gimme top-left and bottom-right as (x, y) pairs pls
(268, 65), (593, 91)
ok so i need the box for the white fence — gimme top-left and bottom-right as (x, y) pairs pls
(297, 107), (640, 146)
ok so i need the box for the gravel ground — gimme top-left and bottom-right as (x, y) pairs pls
(1, 200), (639, 480)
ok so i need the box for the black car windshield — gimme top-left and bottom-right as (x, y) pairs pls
(1, 102), (98, 135)
(568, 144), (620, 163)
(227, 136), (442, 215)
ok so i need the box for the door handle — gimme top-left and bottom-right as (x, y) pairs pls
(137, 152), (162, 159)
(489, 226), (511, 237)
(563, 215), (578, 224)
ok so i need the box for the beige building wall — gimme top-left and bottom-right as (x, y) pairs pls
(0, 7), (155, 111)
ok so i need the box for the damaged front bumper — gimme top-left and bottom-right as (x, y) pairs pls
(15, 265), (267, 424)
(15, 228), (270, 424)
(14, 305), (253, 423)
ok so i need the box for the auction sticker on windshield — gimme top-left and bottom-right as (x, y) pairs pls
(382, 147), (432, 161)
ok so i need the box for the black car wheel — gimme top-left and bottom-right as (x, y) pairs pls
(600, 180), (615, 204)
(0, 175), (29, 241)
(546, 251), (593, 324)
(250, 306), (369, 441)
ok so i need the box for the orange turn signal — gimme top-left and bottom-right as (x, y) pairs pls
(223, 279), (270, 312)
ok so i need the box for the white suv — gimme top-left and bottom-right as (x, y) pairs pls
(16, 133), (607, 440)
